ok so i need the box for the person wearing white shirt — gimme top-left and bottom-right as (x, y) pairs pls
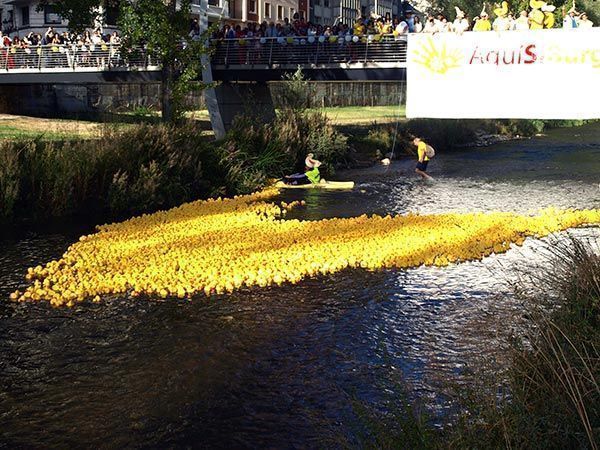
(395, 20), (409, 35)
(493, 16), (511, 31)
(452, 7), (469, 33)
(414, 16), (423, 32)
(563, 10), (578, 29)
(434, 14), (448, 32)
(423, 15), (437, 33)
(513, 11), (529, 30)
(578, 13), (594, 28)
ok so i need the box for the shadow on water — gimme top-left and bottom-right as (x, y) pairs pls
(1, 123), (600, 448)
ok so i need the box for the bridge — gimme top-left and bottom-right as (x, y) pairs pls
(0, 37), (407, 82)
(207, 36), (407, 136)
(0, 45), (162, 84)
(0, 38), (407, 137)
(210, 36), (407, 81)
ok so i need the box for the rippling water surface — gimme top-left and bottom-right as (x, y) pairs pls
(1, 124), (599, 448)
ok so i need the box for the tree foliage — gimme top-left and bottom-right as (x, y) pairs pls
(48, 0), (209, 121)
(118, 0), (206, 121)
(38, 0), (112, 33)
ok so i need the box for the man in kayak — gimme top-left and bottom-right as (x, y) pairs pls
(413, 137), (433, 180)
(283, 153), (322, 185)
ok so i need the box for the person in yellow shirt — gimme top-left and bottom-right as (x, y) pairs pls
(413, 137), (433, 180)
(474, 10), (492, 31)
(353, 17), (366, 36)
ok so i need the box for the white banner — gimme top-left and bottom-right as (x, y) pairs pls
(406, 29), (600, 119)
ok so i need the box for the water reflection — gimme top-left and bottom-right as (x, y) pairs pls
(1, 124), (599, 447)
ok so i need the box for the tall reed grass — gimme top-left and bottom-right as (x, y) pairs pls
(0, 105), (350, 225)
(344, 236), (599, 449)
(447, 235), (600, 449)
(0, 124), (225, 224)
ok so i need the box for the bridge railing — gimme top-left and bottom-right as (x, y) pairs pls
(0, 44), (157, 72)
(211, 35), (408, 67)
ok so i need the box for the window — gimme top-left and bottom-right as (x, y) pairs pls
(44, 5), (62, 24)
(248, 0), (256, 13)
(277, 5), (283, 20)
(313, 0), (320, 5)
(324, 0), (329, 7)
(265, 2), (271, 17)
(21, 6), (29, 26)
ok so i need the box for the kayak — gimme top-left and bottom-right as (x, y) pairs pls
(276, 180), (355, 190)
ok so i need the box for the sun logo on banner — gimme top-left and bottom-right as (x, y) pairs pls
(412, 37), (463, 74)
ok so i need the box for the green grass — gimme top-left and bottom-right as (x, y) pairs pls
(0, 125), (88, 140)
(316, 106), (406, 125)
(0, 115), (107, 141)
(184, 106), (406, 128)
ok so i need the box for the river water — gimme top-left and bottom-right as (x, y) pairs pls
(1, 124), (599, 448)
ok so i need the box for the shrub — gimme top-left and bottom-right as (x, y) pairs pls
(0, 142), (21, 220)
(0, 123), (225, 224)
(447, 236), (600, 449)
(218, 108), (348, 193)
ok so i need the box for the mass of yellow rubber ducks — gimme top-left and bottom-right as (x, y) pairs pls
(10, 187), (600, 307)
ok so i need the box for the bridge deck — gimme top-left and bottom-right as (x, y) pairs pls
(0, 38), (408, 83)
(211, 36), (407, 81)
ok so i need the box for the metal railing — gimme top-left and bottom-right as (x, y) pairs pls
(211, 35), (408, 67)
(0, 37), (408, 73)
(0, 44), (158, 72)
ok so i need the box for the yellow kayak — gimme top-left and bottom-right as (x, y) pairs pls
(276, 180), (355, 190)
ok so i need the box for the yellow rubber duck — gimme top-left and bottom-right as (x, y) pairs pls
(493, 1), (511, 31)
(529, 0), (556, 29)
(11, 186), (600, 307)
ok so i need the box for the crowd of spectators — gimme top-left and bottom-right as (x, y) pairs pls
(211, 11), (420, 41)
(0, 27), (124, 69)
(211, 6), (595, 41)
(424, 7), (594, 33)
(1, 27), (121, 50)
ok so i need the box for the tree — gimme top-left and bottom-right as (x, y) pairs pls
(44, 0), (208, 122)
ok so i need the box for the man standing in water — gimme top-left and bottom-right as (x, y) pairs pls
(413, 137), (433, 180)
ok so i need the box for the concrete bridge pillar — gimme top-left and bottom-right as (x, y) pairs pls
(206, 82), (275, 139)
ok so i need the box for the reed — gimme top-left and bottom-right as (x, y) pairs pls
(0, 124), (224, 224)
(343, 236), (599, 449)
(447, 235), (600, 449)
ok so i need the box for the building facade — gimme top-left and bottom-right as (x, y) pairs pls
(0, 0), (121, 35)
(227, 0), (307, 24)
(0, 0), (235, 36)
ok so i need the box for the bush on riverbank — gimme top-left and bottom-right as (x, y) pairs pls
(448, 236), (600, 449)
(219, 109), (348, 194)
(0, 107), (349, 225)
(0, 124), (223, 224)
(346, 236), (599, 448)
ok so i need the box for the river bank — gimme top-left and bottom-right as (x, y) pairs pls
(0, 108), (596, 229)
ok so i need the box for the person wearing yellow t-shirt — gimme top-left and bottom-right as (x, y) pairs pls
(473, 12), (492, 31)
(413, 137), (433, 180)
